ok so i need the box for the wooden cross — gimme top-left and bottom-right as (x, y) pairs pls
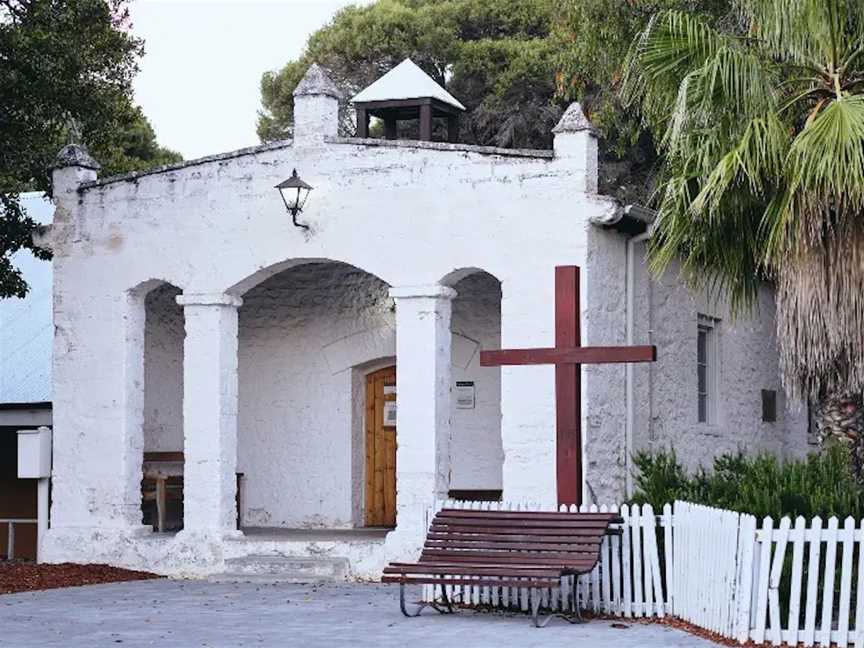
(480, 266), (657, 506)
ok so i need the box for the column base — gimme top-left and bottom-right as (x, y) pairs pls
(175, 528), (244, 542)
(384, 524), (427, 564)
(41, 526), (243, 576)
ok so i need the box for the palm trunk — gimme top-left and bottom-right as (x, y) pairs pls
(815, 391), (864, 478)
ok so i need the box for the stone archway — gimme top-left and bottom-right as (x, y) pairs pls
(441, 268), (503, 502)
(120, 278), (186, 532)
(234, 260), (394, 530)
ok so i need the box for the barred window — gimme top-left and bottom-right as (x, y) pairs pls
(697, 315), (719, 423)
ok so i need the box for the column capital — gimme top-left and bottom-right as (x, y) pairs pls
(389, 284), (456, 300)
(176, 293), (243, 308)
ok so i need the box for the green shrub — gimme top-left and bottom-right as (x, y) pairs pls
(630, 445), (864, 520)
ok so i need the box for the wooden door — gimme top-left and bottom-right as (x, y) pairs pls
(365, 366), (396, 527)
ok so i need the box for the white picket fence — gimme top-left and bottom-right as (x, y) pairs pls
(424, 499), (671, 618)
(425, 499), (864, 646)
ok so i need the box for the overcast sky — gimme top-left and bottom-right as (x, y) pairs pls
(130, 0), (365, 160)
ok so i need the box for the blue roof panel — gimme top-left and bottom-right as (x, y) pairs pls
(0, 192), (54, 404)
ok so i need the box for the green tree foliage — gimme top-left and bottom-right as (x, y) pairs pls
(260, 0), (731, 205)
(632, 446), (864, 520)
(554, 0), (730, 203)
(258, 0), (561, 151)
(0, 0), (181, 298)
(623, 1), (864, 411)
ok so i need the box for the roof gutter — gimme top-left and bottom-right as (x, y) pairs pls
(589, 202), (657, 234)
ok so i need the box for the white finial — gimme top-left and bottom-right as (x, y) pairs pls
(552, 103), (598, 135)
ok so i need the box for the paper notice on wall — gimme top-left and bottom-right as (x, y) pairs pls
(383, 400), (397, 427)
(455, 381), (475, 409)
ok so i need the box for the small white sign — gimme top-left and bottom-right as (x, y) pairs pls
(455, 381), (476, 409)
(383, 401), (397, 427)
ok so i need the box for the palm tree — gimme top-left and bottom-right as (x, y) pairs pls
(623, 1), (864, 472)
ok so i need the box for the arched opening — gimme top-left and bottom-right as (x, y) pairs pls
(444, 269), (503, 501)
(137, 281), (185, 532)
(235, 261), (394, 531)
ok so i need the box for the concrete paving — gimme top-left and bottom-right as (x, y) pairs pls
(0, 580), (719, 647)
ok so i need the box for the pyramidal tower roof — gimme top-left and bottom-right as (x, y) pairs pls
(351, 58), (465, 111)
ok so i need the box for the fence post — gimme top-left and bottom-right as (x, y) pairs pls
(854, 518), (864, 648)
(838, 516), (856, 647)
(768, 517), (791, 645)
(663, 503), (674, 616)
(803, 516), (823, 647)
(735, 514), (757, 644)
(819, 517), (840, 647)
(786, 516), (806, 646)
(7, 523), (14, 561)
(752, 517), (773, 644)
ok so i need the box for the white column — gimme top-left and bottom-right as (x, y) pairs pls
(385, 285), (454, 559)
(176, 292), (242, 536)
(120, 289), (149, 529)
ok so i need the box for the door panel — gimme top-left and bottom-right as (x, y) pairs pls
(365, 366), (396, 527)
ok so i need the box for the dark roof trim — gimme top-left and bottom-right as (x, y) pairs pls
(77, 131), (553, 194)
(79, 140), (294, 191)
(328, 136), (554, 159)
(0, 401), (52, 411)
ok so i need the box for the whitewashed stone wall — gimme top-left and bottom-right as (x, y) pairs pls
(43, 85), (608, 574)
(584, 227), (810, 502)
(44, 77), (807, 576)
(631, 243), (810, 466)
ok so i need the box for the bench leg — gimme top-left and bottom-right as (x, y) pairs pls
(569, 575), (585, 624)
(530, 581), (587, 628)
(530, 588), (554, 628)
(399, 582), (455, 618)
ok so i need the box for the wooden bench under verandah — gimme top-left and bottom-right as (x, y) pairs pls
(382, 508), (622, 627)
(141, 452), (243, 532)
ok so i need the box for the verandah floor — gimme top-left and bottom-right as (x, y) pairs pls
(239, 526), (391, 542)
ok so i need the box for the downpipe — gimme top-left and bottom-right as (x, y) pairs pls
(625, 230), (652, 498)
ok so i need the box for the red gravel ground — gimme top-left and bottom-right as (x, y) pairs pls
(0, 562), (160, 595)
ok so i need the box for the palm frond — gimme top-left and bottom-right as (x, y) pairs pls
(625, 0), (864, 402)
(736, 0), (864, 70)
(692, 113), (788, 216)
(623, 11), (728, 131)
(767, 94), (864, 258)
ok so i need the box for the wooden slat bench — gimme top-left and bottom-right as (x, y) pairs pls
(383, 508), (622, 627)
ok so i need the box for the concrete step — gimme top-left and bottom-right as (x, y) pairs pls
(208, 555), (350, 584)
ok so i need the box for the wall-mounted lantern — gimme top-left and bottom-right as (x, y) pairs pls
(275, 169), (313, 229)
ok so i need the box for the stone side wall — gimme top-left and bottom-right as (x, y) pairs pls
(631, 241), (811, 468)
(585, 227), (810, 502)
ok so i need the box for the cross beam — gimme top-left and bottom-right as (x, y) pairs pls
(480, 345), (656, 366)
(479, 266), (657, 506)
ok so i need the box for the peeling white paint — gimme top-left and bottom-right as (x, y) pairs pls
(45, 83), (601, 575)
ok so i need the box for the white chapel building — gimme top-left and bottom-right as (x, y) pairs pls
(40, 61), (809, 577)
